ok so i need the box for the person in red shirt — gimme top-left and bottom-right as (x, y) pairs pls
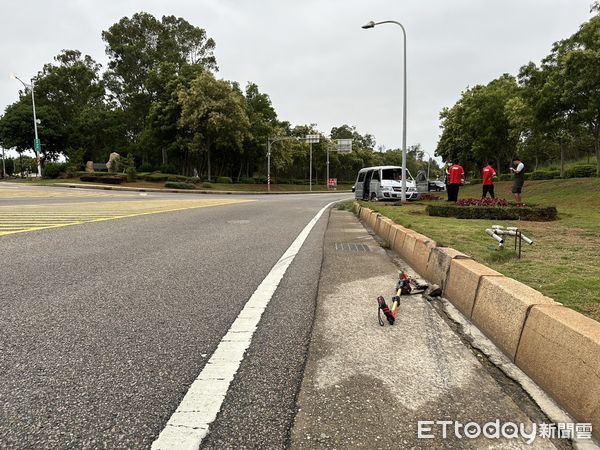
(447, 159), (465, 202)
(481, 160), (497, 199)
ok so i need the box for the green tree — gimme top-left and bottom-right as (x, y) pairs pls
(242, 82), (278, 179)
(102, 12), (217, 146)
(437, 75), (520, 174)
(178, 72), (250, 180)
(0, 50), (109, 162)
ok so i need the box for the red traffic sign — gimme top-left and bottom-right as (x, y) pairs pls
(328, 178), (337, 186)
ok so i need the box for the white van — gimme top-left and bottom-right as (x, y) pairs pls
(354, 166), (419, 201)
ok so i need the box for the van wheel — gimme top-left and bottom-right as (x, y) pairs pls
(370, 192), (378, 201)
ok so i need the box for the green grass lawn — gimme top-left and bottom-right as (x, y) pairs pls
(358, 178), (600, 322)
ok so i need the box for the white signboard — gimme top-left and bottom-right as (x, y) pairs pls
(305, 134), (320, 143)
(336, 139), (353, 153)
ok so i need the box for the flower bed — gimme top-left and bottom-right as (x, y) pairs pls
(426, 201), (557, 221)
(456, 198), (508, 207)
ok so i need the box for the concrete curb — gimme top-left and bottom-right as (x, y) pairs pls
(516, 305), (600, 436)
(54, 183), (351, 196)
(355, 203), (600, 440)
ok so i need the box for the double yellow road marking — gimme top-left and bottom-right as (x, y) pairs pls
(0, 199), (252, 237)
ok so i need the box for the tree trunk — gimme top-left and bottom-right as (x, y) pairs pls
(535, 154), (539, 171)
(596, 133), (600, 177)
(162, 148), (167, 165)
(207, 145), (212, 182)
(560, 142), (565, 178)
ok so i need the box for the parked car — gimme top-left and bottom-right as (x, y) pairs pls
(415, 170), (446, 192)
(429, 180), (446, 191)
(354, 166), (419, 201)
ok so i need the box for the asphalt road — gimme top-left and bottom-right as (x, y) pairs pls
(0, 183), (350, 449)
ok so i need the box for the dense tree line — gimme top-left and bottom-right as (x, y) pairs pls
(0, 12), (439, 182)
(436, 3), (600, 177)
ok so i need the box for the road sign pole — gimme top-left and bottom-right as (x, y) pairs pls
(309, 142), (312, 192)
(267, 138), (271, 193)
(326, 145), (330, 190)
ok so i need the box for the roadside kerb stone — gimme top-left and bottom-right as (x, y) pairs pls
(374, 214), (385, 239)
(515, 304), (600, 439)
(368, 211), (378, 229)
(400, 231), (419, 264)
(411, 235), (437, 276)
(425, 247), (471, 290)
(379, 217), (395, 244)
(472, 277), (556, 361)
(444, 259), (503, 319)
(391, 224), (409, 256)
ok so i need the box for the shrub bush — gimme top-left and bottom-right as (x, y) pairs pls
(43, 162), (68, 179)
(498, 174), (512, 181)
(126, 167), (137, 182)
(189, 177), (202, 184)
(564, 164), (596, 179)
(255, 176), (267, 184)
(159, 164), (178, 174)
(216, 176), (232, 184)
(80, 175), (124, 184)
(143, 173), (169, 182)
(426, 204), (557, 221)
(239, 177), (255, 184)
(165, 181), (195, 189)
(469, 178), (482, 185)
(167, 175), (189, 182)
(528, 170), (560, 180)
(202, 182), (213, 189)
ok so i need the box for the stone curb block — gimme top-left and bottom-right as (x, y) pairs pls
(391, 224), (409, 256)
(515, 304), (600, 439)
(400, 231), (419, 264)
(425, 247), (471, 290)
(368, 211), (378, 229)
(411, 235), (437, 276)
(444, 259), (503, 319)
(471, 276), (556, 361)
(380, 217), (395, 244)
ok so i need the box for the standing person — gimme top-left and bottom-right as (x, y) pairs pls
(510, 156), (525, 206)
(447, 159), (465, 202)
(481, 160), (497, 199)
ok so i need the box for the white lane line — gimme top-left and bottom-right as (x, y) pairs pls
(151, 201), (335, 450)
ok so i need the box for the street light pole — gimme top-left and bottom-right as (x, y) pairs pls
(362, 20), (408, 202)
(11, 74), (42, 177)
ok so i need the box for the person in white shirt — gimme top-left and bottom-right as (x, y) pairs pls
(510, 157), (525, 206)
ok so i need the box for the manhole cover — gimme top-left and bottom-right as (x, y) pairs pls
(334, 243), (371, 252)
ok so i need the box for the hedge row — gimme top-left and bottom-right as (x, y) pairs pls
(80, 175), (125, 184)
(164, 181), (196, 190)
(426, 204), (557, 221)
(486, 164), (596, 183)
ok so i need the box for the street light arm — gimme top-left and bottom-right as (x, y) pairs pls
(10, 74), (31, 89)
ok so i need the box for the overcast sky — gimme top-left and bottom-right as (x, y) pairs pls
(0, 0), (594, 159)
